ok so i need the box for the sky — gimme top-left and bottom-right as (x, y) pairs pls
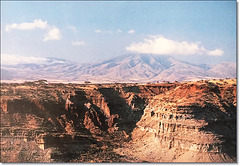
(1, 1), (236, 65)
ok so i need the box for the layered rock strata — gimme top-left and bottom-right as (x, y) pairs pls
(0, 79), (236, 162)
(117, 80), (236, 162)
(1, 82), (174, 162)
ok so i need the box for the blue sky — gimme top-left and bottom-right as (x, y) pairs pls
(1, 1), (236, 65)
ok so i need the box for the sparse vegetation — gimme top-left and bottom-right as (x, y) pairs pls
(84, 81), (91, 84)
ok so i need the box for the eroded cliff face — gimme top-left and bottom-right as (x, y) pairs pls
(1, 82), (173, 162)
(0, 79), (236, 162)
(116, 79), (236, 162)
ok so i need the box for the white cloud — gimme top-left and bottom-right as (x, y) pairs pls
(43, 26), (62, 41)
(126, 35), (224, 56)
(207, 49), (224, 56)
(94, 29), (112, 34)
(94, 29), (102, 33)
(128, 30), (135, 34)
(5, 19), (48, 31)
(72, 41), (86, 46)
(1, 54), (49, 66)
(5, 19), (62, 41)
(117, 29), (122, 33)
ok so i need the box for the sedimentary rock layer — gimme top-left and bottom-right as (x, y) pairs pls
(117, 79), (236, 162)
(0, 79), (236, 162)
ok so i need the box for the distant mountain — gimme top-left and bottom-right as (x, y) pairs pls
(1, 54), (236, 83)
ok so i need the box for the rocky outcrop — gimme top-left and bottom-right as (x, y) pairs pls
(116, 79), (236, 162)
(1, 82), (172, 162)
(1, 79), (236, 162)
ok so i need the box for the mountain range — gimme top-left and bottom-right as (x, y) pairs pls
(1, 54), (236, 83)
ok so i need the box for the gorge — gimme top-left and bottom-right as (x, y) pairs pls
(0, 79), (236, 162)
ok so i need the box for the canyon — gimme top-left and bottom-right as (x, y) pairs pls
(0, 79), (236, 162)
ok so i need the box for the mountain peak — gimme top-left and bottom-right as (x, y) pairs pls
(1, 54), (236, 83)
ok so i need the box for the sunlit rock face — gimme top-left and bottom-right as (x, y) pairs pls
(124, 80), (236, 162)
(0, 79), (236, 162)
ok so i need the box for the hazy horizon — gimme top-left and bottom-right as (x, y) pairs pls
(1, 1), (236, 66)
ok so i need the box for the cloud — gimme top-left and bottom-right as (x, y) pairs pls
(126, 35), (224, 56)
(95, 29), (123, 34)
(5, 19), (62, 41)
(43, 26), (62, 41)
(72, 40), (86, 46)
(1, 54), (49, 66)
(94, 29), (112, 34)
(5, 19), (48, 31)
(207, 49), (224, 56)
(94, 29), (102, 33)
(128, 30), (135, 34)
